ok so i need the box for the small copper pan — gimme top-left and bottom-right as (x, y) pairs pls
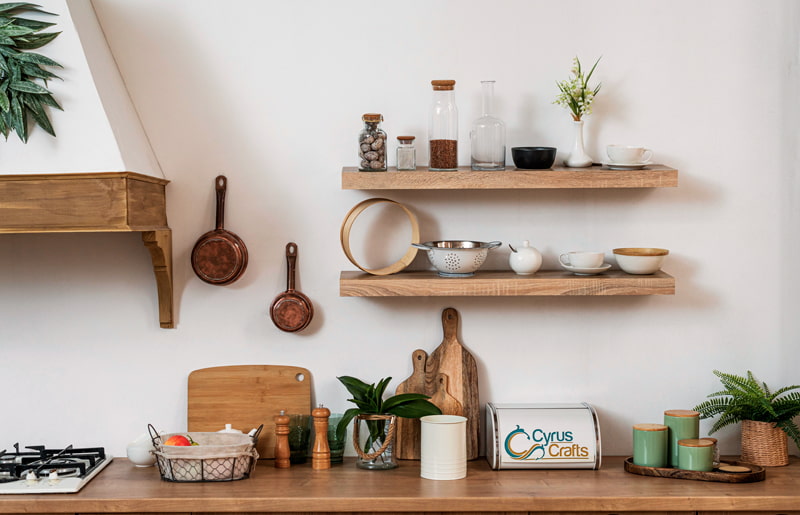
(270, 242), (313, 332)
(191, 175), (248, 285)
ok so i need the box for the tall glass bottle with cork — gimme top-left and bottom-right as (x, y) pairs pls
(428, 80), (458, 171)
(470, 80), (505, 170)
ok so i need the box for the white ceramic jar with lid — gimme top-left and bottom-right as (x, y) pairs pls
(509, 240), (542, 275)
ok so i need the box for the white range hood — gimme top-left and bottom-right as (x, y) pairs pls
(0, 0), (162, 178)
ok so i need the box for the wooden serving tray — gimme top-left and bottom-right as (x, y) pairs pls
(624, 457), (765, 483)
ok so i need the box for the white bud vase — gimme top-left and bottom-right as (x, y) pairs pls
(565, 119), (593, 168)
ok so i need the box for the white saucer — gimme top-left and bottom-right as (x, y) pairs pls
(560, 263), (612, 275)
(602, 161), (652, 170)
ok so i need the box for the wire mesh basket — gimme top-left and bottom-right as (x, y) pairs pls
(148, 423), (262, 482)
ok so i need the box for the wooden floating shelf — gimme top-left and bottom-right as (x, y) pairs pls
(0, 172), (174, 329)
(342, 165), (678, 190)
(340, 270), (675, 297)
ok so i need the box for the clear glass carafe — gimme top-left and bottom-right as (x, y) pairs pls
(470, 80), (506, 170)
(358, 113), (387, 171)
(428, 80), (458, 171)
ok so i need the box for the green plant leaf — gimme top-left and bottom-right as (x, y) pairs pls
(9, 16), (54, 30)
(13, 50), (60, 67)
(13, 30), (59, 49)
(10, 93), (26, 141)
(381, 392), (433, 412)
(37, 92), (60, 110)
(337, 376), (371, 401)
(24, 94), (54, 136)
(387, 399), (442, 418)
(21, 62), (59, 80)
(0, 3), (56, 16)
(9, 79), (49, 94)
(0, 89), (8, 111)
(336, 407), (361, 443)
(0, 23), (33, 36)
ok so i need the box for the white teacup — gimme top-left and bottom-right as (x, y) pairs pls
(559, 251), (605, 269)
(607, 145), (653, 164)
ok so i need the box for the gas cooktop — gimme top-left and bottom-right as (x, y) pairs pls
(0, 444), (113, 494)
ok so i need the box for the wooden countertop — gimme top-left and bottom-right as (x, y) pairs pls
(2, 456), (799, 513)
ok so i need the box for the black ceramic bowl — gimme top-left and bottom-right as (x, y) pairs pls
(511, 147), (557, 169)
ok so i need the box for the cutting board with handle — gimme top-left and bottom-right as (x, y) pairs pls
(188, 365), (311, 460)
(427, 307), (480, 460)
(394, 349), (428, 460)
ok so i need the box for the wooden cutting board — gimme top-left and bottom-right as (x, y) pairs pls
(427, 307), (480, 460)
(394, 349), (428, 460)
(188, 365), (311, 459)
(394, 308), (480, 460)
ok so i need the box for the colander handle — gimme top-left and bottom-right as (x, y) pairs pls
(411, 243), (430, 250)
(486, 241), (502, 249)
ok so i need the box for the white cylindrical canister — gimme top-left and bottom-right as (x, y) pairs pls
(485, 403), (601, 470)
(420, 415), (467, 480)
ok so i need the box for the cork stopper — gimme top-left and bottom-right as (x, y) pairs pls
(664, 409), (700, 418)
(362, 113), (383, 123)
(431, 79), (456, 91)
(397, 135), (415, 142)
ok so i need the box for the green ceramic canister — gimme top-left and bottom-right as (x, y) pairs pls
(632, 423), (668, 467)
(664, 409), (700, 467)
(677, 438), (714, 471)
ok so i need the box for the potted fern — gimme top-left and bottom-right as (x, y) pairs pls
(336, 375), (441, 470)
(694, 370), (800, 466)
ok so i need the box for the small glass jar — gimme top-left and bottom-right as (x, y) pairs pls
(358, 113), (387, 171)
(428, 80), (458, 171)
(396, 136), (416, 170)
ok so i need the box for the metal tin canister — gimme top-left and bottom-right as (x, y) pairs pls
(485, 402), (601, 470)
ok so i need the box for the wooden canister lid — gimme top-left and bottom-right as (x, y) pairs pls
(362, 113), (383, 122)
(664, 409), (700, 418)
(431, 79), (456, 90)
(397, 135), (415, 142)
(633, 423), (668, 431)
(677, 438), (715, 447)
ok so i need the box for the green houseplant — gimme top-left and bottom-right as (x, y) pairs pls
(0, 2), (63, 142)
(694, 370), (800, 466)
(336, 375), (441, 470)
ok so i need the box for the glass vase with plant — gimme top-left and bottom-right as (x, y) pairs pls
(694, 370), (800, 466)
(336, 375), (441, 469)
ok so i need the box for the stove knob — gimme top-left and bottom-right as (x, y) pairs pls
(25, 471), (38, 484)
(48, 470), (61, 485)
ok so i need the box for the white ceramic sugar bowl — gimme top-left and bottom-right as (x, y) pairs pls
(509, 240), (543, 275)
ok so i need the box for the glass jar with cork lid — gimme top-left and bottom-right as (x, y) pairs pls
(396, 136), (416, 170)
(428, 80), (458, 171)
(358, 113), (387, 171)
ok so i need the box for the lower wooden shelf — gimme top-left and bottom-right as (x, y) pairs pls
(0, 172), (174, 328)
(340, 269), (675, 297)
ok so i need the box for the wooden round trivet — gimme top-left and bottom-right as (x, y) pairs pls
(718, 465), (752, 473)
(340, 198), (420, 275)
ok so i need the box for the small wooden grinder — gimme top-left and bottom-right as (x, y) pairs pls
(274, 410), (291, 468)
(312, 404), (331, 469)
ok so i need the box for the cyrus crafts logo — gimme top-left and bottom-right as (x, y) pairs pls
(504, 425), (589, 461)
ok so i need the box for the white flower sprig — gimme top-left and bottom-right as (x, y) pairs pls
(554, 56), (602, 121)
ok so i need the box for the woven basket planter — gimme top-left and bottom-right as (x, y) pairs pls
(740, 419), (789, 467)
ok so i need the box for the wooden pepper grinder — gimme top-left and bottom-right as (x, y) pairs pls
(274, 409), (291, 468)
(311, 404), (331, 470)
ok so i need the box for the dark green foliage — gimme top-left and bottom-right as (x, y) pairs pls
(0, 2), (62, 142)
(335, 375), (442, 448)
(694, 370), (800, 449)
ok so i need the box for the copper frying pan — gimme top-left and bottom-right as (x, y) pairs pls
(191, 175), (248, 285)
(270, 242), (313, 332)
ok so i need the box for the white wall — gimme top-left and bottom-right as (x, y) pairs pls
(1, 0), (798, 459)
